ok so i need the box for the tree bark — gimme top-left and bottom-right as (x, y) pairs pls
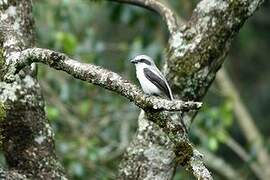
(115, 0), (265, 179)
(0, 0), (67, 179)
(0, 0), (266, 179)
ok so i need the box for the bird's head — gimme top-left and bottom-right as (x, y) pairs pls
(130, 55), (153, 67)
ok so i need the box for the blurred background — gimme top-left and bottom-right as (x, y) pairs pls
(13, 0), (269, 179)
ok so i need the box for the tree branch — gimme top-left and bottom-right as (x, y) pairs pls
(216, 68), (270, 178)
(167, 0), (265, 101)
(2, 44), (207, 178)
(198, 148), (243, 180)
(107, 0), (180, 35)
(4, 48), (202, 112)
(225, 136), (265, 180)
(0, 168), (28, 180)
(111, 0), (266, 179)
(186, 149), (213, 180)
(118, 110), (212, 180)
(196, 128), (265, 180)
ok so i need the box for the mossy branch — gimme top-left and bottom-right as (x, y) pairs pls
(4, 48), (202, 112)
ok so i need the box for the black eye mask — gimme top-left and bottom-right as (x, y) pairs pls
(139, 59), (151, 65)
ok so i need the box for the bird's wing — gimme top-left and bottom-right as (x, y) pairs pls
(143, 68), (173, 100)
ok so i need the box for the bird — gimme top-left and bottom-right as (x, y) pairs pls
(130, 55), (174, 100)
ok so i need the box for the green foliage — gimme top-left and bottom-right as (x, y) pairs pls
(55, 32), (78, 55)
(46, 106), (60, 121)
(208, 136), (218, 151)
(78, 100), (91, 118)
(194, 98), (233, 152)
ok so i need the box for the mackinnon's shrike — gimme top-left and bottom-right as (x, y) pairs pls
(131, 55), (174, 100)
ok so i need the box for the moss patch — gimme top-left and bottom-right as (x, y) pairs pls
(0, 102), (5, 121)
(0, 102), (5, 147)
(0, 48), (4, 80)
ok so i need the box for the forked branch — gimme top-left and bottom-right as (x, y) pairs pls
(107, 0), (180, 35)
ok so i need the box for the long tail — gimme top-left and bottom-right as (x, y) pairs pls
(168, 86), (174, 100)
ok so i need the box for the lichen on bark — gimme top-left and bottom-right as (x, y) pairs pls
(0, 0), (67, 179)
(111, 0), (265, 179)
(0, 0), (265, 179)
(0, 48), (4, 79)
(0, 101), (5, 121)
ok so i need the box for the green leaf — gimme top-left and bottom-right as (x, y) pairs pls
(79, 100), (90, 117)
(216, 131), (228, 142)
(208, 137), (219, 151)
(220, 100), (233, 127)
(55, 32), (77, 55)
(46, 106), (59, 121)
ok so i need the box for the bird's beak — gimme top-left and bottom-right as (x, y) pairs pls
(130, 59), (136, 64)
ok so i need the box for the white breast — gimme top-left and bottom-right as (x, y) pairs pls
(135, 65), (161, 95)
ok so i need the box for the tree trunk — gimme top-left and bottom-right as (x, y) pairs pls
(117, 0), (266, 179)
(0, 0), (67, 179)
(0, 0), (267, 179)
